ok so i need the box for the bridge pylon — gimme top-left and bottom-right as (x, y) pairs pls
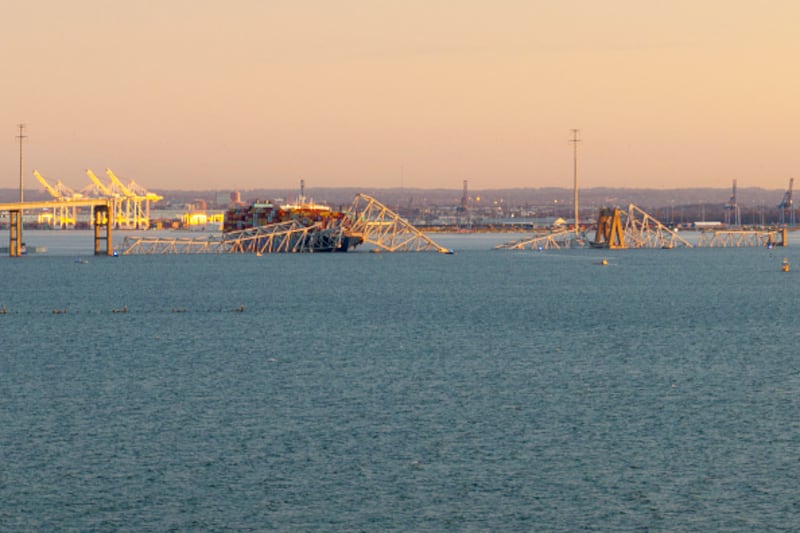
(593, 207), (626, 249)
(592, 204), (692, 249)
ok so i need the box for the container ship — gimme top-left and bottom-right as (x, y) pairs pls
(223, 199), (362, 252)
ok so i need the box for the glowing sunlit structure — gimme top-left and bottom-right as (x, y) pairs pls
(81, 169), (162, 229)
(84, 169), (125, 227)
(33, 170), (83, 228)
(106, 169), (160, 229)
(115, 170), (163, 228)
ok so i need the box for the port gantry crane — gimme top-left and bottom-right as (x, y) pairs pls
(33, 170), (83, 228)
(125, 178), (163, 227)
(106, 169), (154, 229)
(85, 169), (123, 227)
(724, 179), (741, 227)
(82, 169), (162, 229)
(778, 177), (795, 226)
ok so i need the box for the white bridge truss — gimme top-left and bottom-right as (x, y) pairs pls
(344, 194), (452, 253)
(119, 194), (450, 255)
(695, 229), (785, 248)
(493, 229), (584, 250)
(120, 221), (340, 255)
(617, 204), (693, 249)
(495, 204), (692, 251)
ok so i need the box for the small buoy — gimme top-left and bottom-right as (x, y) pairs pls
(601, 258), (608, 266)
(782, 258), (790, 272)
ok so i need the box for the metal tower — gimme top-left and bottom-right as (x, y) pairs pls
(724, 179), (741, 227)
(16, 124), (27, 203)
(570, 129), (581, 230)
(457, 179), (469, 228)
(778, 178), (795, 226)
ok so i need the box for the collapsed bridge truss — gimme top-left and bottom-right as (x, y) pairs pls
(120, 221), (335, 255)
(496, 203), (692, 251)
(695, 228), (786, 248)
(346, 194), (452, 253)
(493, 229), (585, 251)
(592, 204), (693, 249)
(496, 203), (787, 251)
(120, 193), (451, 255)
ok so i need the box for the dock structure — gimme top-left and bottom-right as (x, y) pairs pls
(0, 199), (114, 257)
(695, 228), (786, 248)
(119, 193), (450, 255)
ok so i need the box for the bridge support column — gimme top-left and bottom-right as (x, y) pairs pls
(9, 210), (22, 257)
(94, 203), (114, 256)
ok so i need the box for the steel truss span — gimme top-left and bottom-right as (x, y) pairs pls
(496, 203), (692, 251)
(615, 204), (693, 249)
(493, 229), (585, 250)
(119, 194), (451, 255)
(345, 194), (452, 253)
(586, 204), (692, 249)
(121, 221), (336, 255)
(695, 229), (786, 248)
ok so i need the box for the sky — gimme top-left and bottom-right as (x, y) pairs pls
(2, 0), (800, 192)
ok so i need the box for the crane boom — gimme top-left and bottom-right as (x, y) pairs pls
(106, 169), (135, 197)
(33, 170), (61, 199)
(86, 169), (115, 196)
(127, 179), (163, 202)
(779, 178), (794, 208)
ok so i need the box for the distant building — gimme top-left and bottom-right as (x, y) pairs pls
(211, 190), (242, 208)
(693, 221), (723, 229)
(190, 199), (208, 211)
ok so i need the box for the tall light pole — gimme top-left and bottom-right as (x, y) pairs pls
(16, 123), (27, 203)
(569, 129), (581, 231)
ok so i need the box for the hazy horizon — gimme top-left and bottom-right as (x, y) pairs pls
(3, 1), (799, 192)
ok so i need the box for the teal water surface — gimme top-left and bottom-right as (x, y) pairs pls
(1, 232), (800, 530)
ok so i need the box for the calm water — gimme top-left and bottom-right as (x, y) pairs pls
(2, 231), (800, 531)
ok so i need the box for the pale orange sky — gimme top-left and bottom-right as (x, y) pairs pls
(2, 0), (799, 191)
